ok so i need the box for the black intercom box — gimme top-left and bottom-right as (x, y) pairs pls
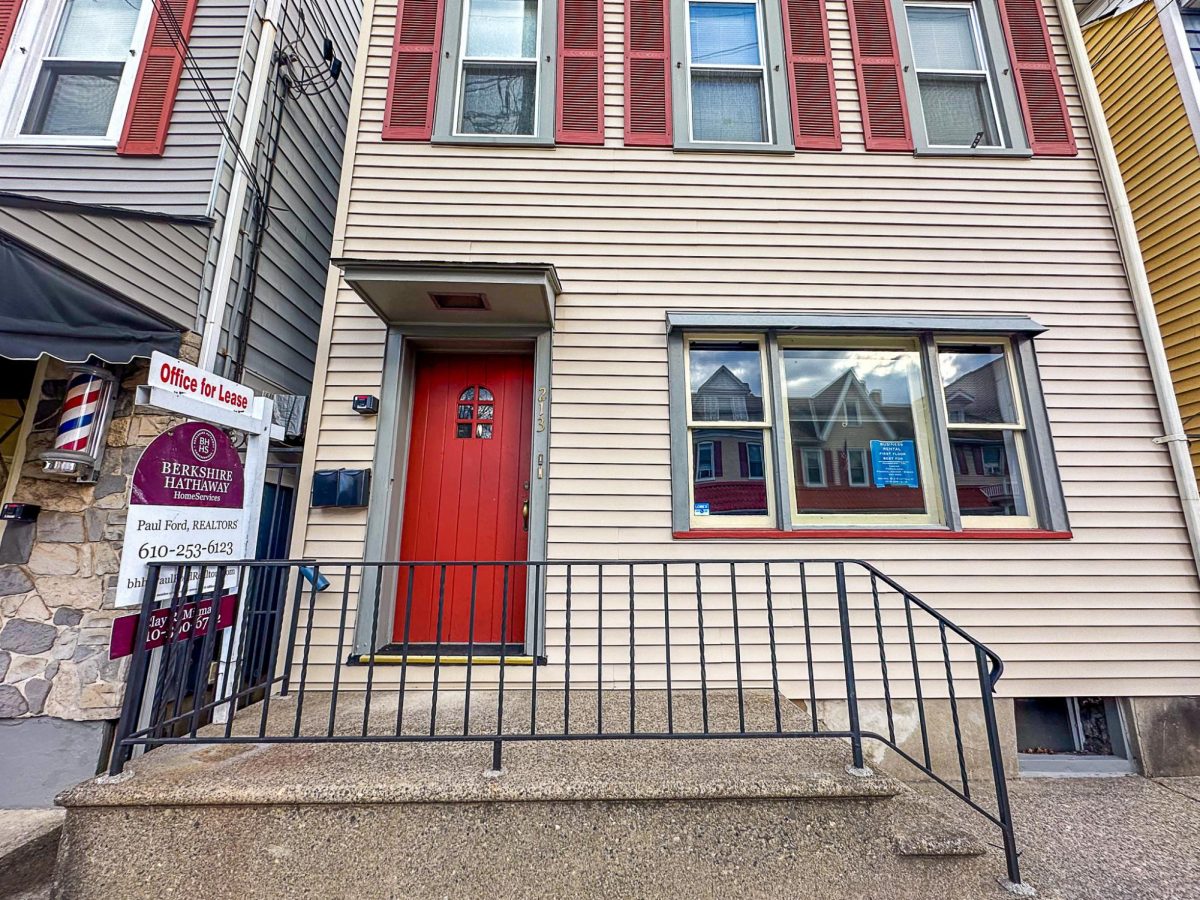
(311, 468), (371, 508)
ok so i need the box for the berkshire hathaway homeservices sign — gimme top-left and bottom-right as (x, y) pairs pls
(114, 421), (248, 607)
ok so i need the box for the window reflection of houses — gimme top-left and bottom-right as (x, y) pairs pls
(690, 366), (767, 516)
(788, 370), (925, 514)
(942, 356), (1023, 517)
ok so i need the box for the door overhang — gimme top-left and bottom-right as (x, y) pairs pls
(334, 259), (560, 328)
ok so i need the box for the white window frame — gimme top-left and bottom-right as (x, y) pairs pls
(450, 0), (544, 139)
(682, 0), (773, 146)
(683, 332), (775, 528)
(844, 399), (861, 426)
(846, 447), (869, 487)
(801, 448), (825, 487)
(0, 0), (153, 147)
(936, 336), (1038, 528)
(902, 0), (1004, 150)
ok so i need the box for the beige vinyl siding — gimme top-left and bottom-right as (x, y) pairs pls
(289, 0), (1200, 698)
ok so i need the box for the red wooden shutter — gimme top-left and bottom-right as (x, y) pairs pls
(996, 0), (1075, 156)
(738, 442), (749, 478)
(382, 0), (445, 140)
(0, 0), (24, 64)
(558, 0), (604, 143)
(713, 441), (723, 477)
(117, 0), (198, 156)
(781, 0), (840, 150)
(624, 0), (671, 146)
(845, 0), (911, 151)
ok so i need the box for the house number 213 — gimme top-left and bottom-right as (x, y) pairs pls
(536, 386), (547, 432)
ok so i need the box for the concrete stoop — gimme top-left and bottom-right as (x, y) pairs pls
(53, 734), (1026, 900)
(0, 809), (64, 900)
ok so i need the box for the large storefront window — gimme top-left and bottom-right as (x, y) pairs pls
(670, 321), (1066, 535)
(781, 340), (940, 525)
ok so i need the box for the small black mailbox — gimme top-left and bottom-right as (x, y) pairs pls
(311, 468), (371, 508)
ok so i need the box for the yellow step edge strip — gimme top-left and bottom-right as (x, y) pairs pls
(357, 655), (534, 666)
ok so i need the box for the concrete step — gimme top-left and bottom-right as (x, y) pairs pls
(0, 809), (64, 900)
(54, 725), (1028, 899)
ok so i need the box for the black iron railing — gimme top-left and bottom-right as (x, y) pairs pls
(109, 558), (1024, 886)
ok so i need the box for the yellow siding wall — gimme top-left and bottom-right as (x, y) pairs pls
(1086, 1), (1200, 478)
(289, 0), (1200, 698)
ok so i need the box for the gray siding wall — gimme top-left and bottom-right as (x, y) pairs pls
(202, 0), (361, 395)
(0, 0), (252, 218)
(0, 206), (208, 328)
(240, 0), (360, 394)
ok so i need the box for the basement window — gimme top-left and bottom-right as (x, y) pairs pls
(1014, 697), (1136, 775)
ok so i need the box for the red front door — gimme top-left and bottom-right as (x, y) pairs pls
(394, 352), (534, 646)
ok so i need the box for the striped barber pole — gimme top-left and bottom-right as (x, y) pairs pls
(53, 369), (107, 453)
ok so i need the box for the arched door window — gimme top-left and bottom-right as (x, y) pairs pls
(456, 386), (495, 439)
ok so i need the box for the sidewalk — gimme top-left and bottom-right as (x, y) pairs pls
(1005, 776), (1200, 899)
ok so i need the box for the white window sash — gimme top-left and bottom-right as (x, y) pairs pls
(903, 0), (1005, 150)
(0, 0), (154, 147)
(683, 0), (772, 145)
(452, 0), (544, 138)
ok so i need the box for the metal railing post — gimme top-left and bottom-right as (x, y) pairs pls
(835, 562), (865, 770)
(976, 646), (1023, 888)
(108, 564), (161, 776)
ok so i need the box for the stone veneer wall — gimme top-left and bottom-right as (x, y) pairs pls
(0, 335), (199, 724)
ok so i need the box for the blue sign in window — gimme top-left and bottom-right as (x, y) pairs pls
(870, 440), (919, 488)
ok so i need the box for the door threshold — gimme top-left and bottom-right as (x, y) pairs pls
(355, 643), (533, 666)
(355, 654), (535, 666)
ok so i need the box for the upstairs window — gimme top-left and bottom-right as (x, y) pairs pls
(432, 0), (558, 144)
(685, 0), (771, 143)
(669, 0), (794, 150)
(891, 0), (1029, 153)
(0, 0), (153, 144)
(456, 0), (541, 136)
(904, 3), (1001, 147)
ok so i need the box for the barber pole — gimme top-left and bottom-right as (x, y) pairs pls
(40, 364), (117, 480)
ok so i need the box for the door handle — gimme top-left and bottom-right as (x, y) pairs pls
(522, 499), (529, 532)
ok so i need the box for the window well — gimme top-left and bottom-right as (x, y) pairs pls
(1014, 697), (1136, 776)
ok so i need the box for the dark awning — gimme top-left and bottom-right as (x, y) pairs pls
(0, 231), (181, 364)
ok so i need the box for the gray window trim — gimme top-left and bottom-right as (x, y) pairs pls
(669, 0), (795, 152)
(890, 0), (1032, 157)
(666, 310), (1046, 334)
(667, 321), (1069, 534)
(432, 0), (558, 147)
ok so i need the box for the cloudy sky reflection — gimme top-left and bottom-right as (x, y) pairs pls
(783, 349), (921, 404)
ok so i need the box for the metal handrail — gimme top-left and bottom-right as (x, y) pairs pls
(108, 557), (1025, 887)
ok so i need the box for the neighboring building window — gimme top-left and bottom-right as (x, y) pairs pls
(0, 0), (152, 144)
(685, 337), (773, 525)
(434, 0), (557, 143)
(669, 0), (793, 149)
(670, 324), (1065, 533)
(695, 440), (716, 479)
(891, 0), (1028, 153)
(745, 440), (765, 478)
(801, 448), (825, 487)
(846, 447), (868, 486)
